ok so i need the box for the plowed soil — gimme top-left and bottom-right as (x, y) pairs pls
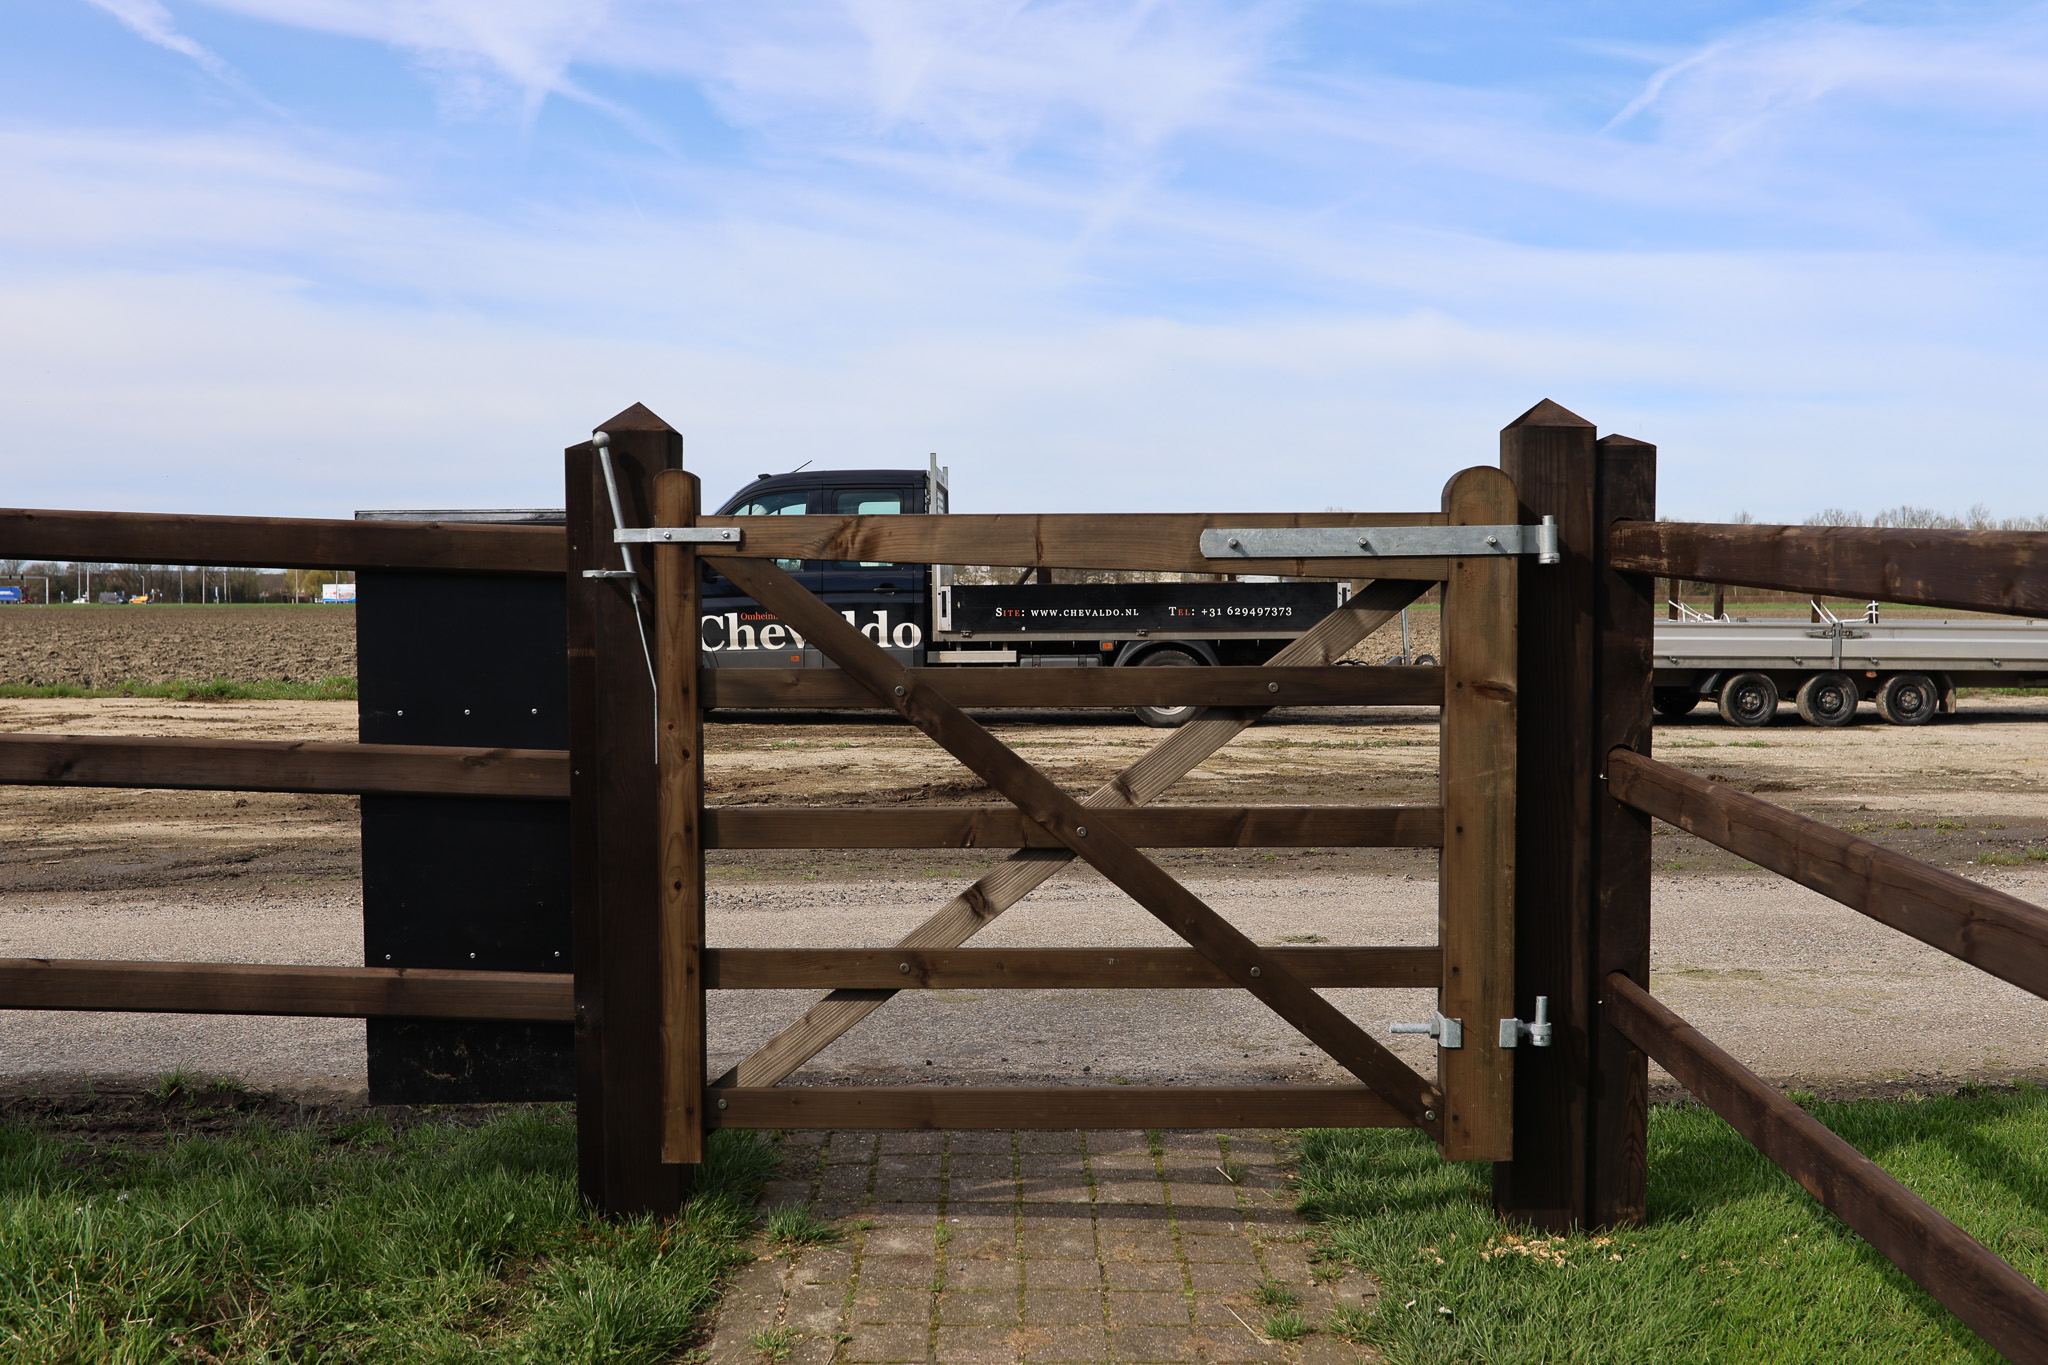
(0, 605), (354, 686)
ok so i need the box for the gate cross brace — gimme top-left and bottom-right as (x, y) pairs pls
(707, 556), (1444, 1133)
(712, 578), (1434, 1092)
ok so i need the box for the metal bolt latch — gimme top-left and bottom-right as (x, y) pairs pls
(1392, 1012), (1463, 1048)
(1500, 996), (1554, 1048)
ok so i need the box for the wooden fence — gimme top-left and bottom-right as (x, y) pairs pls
(3, 398), (2047, 1361)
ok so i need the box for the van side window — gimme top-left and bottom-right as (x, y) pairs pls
(832, 489), (905, 568)
(731, 488), (809, 571)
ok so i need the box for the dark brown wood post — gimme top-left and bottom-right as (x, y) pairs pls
(1493, 399), (1598, 1231)
(1589, 434), (1655, 1227)
(654, 468), (708, 1165)
(567, 402), (687, 1218)
(1710, 583), (1725, 619)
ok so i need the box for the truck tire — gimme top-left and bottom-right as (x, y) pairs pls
(1876, 673), (1940, 726)
(1132, 648), (1203, 728)
(1795, 672), (1859, 727)
(1717, 672), (1778, 727)
(1653, 689), (1700, 718)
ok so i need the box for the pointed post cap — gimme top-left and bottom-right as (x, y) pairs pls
(595, 402), (675, 433)
(1504, 398), (1593, 430)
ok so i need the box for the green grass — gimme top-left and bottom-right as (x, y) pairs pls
(0, 1104), (778, 1362)
(761, 1201), (842, 1249)
(0, 675), (357, 701)
(1294, 1086), (2048, 1364)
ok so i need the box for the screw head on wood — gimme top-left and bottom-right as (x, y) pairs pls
(893, 685), (906, 697)
(717, 1098), (727, 1110)
(1424, 1110), (1435, 1121)
(898, 962), (911, 974)
(1267, 681), (1279, 692)
(1075, 825), (1088, 837)
(1249, 966), (1261, 977)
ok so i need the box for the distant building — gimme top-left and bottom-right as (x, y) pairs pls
(321, 583), (357, 603)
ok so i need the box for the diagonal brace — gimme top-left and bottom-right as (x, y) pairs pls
(709, 556), (1443, 1131)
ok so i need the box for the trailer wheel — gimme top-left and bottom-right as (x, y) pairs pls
(1132, 648), (1202, 728)
(1877, 673), (1940, 726)
(1717, 672), (1778, 727)
(1795, 672), (1859, 727)
(1653, 689), (1700, 718)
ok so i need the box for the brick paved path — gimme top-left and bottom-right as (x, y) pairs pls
(701, 1129), (1378, 1364)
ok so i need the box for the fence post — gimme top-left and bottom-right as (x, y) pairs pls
(1590, 434), (1655, 1227)
(654, 468), (708, 1165)
(567, 402), (687, 1218)
(1493, 399), (1598, 1231)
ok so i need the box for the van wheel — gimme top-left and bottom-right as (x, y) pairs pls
(1717, 672), (1778, 727)
(1132, 648), (1203, 728)
(1795, 672), (1859, 727)
(1653, 689), (1700, 718)
(1877, 674), (1940, 726)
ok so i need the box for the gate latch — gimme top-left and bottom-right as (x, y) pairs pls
(1391, 1012), (1463, 1048)
(1500, 997), (1553, 1048)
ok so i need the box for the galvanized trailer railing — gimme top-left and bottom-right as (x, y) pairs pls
(6, 399), (2048, 1362)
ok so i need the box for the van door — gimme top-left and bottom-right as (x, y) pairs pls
(817, 485), (927, 664)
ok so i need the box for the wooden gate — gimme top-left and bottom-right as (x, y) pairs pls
(591, 460), (1526, 1168)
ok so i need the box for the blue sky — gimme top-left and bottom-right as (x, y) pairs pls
(4, 1), (2045, 521)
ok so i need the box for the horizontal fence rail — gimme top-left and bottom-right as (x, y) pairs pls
(1604, 973), (2048, 1363)
(0, 508), (564, 575)
(1607, 749), (2048, 1001)
(0, 960), (574, 1020)
(682, 514), (1450, 578)
(703, 946), (1440, 990)
(707, 1085), (1407, 1131)
(1609, 521), (2048, 617)
(707, 805), (1444, 850)
(0, 734), (570, 799)
(702, 665), (1443, 710)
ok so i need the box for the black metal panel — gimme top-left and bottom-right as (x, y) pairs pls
(357, 565), (573, 1103)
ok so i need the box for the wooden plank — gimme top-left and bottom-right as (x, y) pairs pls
(704, 946), (1440, 990)
(0, 959), (572, 1020)
(710, 554), (1445, 1131)
(1589, 433), (1657, 1230)
(1437, 462), (1523, 1163)
(714, 579), (1435, 1090)
(566, 404), (687, 1218)
(1608, 749), (2048, 1002)
(1608, 521), (2048, 618)
(710, 1085), (1409, 1131)
(682, 511), (1447, 578)
(655, 469), (708, 1165)
(0, 507), (562, 575)
(1604, 972), (2048, 1365)
(702, 664), (1442, 710)
(0, 733), (569, 798)
(705, 804), (1443, 850)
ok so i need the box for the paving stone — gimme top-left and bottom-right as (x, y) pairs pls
(785, 1283), (847, 1333)
(1102, 1261), (1182, 1292)
(1160, 1133), (1226, 1156)
(1084, 1130), (1150, 1155)
(948, 1131), (1017, 1154)
(825, 1134), (881, 1163)
(1106, 1323), (1202, 1361)
(1016, 1207), (1093, 1231)
(1169, 1205), (1246, 1232)
(1187, 1261), (1261, 1292)
(763, 1179), (815, 1206)
(1025, 1257), (1102, 1290)
(944, 1256), (1021, 1290)
(950, 1176), (1021, 1203)
(1191, 1293), (1255, 1326)
(1294, 1335), (1378, 1363)
(879, 1131), (946, 1154)
(821, 1167), (873, 1199)
(1018, 1180), (1092, 1204)
(843, 1323), (927, 1362)
(1091, 1180), (1167, 1205)
(1017, 1154), (1089, 1178)
(943, 1226), (1016, 1256)
(937, 1290), (1021, 1325)
(1021, 1289), (1106, 1325)
(793, 1247), (856, 1285)
(1017, 1130), (1085, 1153)
(874, 1177), (946, 1204)
(783, 1130), (831, 1147)
(1098, 1231), (1179, 1263)
(859, 1254), (939, 1289)
(1087, 1151), (1159, 1171)
(1091, 1208), (1174, 1233)
(867, 1204), (943, 1226)
(1017, 1324), (1110, 1362)
(814, 1201), (870, 1220)
(1257, 1243), (1317, 1283)
(949, 1153), (1019, 1179)
(850, 1287), (932, 1325)
(864, 1226), (938, 1256)
(783, 1337), (840, 1365)
(1222, 1139), (1279, 1163)
(1180, 1235), (1257, 1263)
(1106, 1291), (1192, 1326)
(1197, 1326), (1288, 1362)
(933, 1324), (1022, 1363)
(1166, 1181), (1243, 1208)
(1019, 1228), (1095, 1259)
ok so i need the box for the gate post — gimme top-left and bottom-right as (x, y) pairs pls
(567, 403), (688, 1217)
(653, 468), (708, 1166)
(1493, 400), (1598, 1232)
(1493, 401), (1656, 1231)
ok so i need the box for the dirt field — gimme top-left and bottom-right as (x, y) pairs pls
(0, 605), (355, 686)
(4, 683), (2048, 1102)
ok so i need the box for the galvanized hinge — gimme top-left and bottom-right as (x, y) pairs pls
(1499, 996), (1553, 1048)
(581, 569), (638, 579)
(1201, 516), (1559, 565)
(1391, 1012), (1463, 1048)
(614, 527), (744, 545)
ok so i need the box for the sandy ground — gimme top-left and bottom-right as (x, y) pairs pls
(0, 605), (355, 686)
(3, 692), (2047, 1101)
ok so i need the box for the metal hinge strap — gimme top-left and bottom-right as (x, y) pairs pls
(1202, 517), (1558, 564)
(614, 527), (744, 545)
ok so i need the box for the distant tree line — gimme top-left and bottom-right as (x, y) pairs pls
(0, 561), (354, 604)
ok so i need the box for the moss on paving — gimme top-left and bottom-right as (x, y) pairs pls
(1293, 1085), (2048, 1364)
(0, 1099), (776, 1362)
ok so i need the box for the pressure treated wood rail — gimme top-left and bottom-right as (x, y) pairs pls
(700, 664), (1441, 709)
(702, 946), (1440, 990)
(0, 733), (570, 798)
(0, 507), (563, 574)
(0, 959), (573, 1020)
